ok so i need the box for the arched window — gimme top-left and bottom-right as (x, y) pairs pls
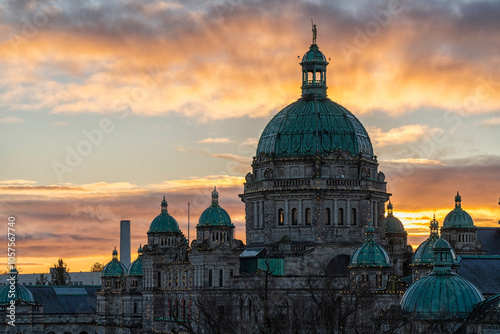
(292, 209), (298, 225)
(175, 298), (179, 319)
(168, 298), (172, 318)
(278, 209), (284, 226)
(325, 208), (331, 225)
(338, 208), (344, 225)
(350, 208), (357, 225)
(305, 208), (312, 225)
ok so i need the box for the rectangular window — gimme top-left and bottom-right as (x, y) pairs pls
(208, 269), (213, 287)
(219, 269), (224, 287)
(157, 272), (161, 288)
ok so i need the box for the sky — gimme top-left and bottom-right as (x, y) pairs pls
(0, 0), (499, 274)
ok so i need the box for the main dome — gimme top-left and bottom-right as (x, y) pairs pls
(256, 43), (373, 159)
(256, 99), (374, 158)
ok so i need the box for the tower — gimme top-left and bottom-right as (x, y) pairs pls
(441, 192), (484, 255)
(240, 30), (390, 272)
(120, 220), (131, 267)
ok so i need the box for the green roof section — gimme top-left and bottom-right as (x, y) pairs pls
(148, 196), (181, 233)
(256, 98), (374, 159)
(102, 247), (127, 277)
(385, 201), (406, 234)
(401, 239), (484, 319)
(256, 43), (373, 159)
(0, 268), (35, 305)
(412, 216), (442, 266)
(198, 187), (233, 227)
(442, 192), (475, 229)
(350, 225), (392, 268)
(127, 245), (143, 276)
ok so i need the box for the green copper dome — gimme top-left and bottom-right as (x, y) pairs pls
(198, 187), (233, 227)
(102, 247), (127, 277)
(256, 43), (373, 159)
(302, 43), (328, 63)
(127, 245), (143, 276)
(442, 192), (474, 229)
(350, 225), (392, 268)
(385, 202), (405, 234)
(148, 196), (181, 233)
(412, 217), (442, 266)
(256, 99), (373, 158)
(0, 268), (35, 305)
(401, 239), (484, 319)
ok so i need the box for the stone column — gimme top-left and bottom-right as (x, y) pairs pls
(333, 199), (338, 226)
(285, 199), (289, 225)
(346, 199), (351, 226)
(298, 199), (303, 225)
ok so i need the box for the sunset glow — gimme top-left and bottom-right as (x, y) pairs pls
(1, 0), (499, 273)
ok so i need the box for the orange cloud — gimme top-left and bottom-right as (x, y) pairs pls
(1, 1), (499, 121)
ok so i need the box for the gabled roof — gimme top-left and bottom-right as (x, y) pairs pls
(458, 255), (500, 295)
(477, 227), (500, 255)
(26, 286), (99, 314)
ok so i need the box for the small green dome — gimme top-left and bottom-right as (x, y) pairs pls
(350, 225), (392, 268)
(198, 187), (233, 227)
(385, 202), (405, 234)
(127, 245), (143, 276)
(412, 217), (442, 266)
(102, 247), (127, 277)
(0, 268), (35, 305)
(402, 239), (483, 319)
(148, 196), (181, 233)
(301, 43), (328, 63)
(442, 192), (474, 229)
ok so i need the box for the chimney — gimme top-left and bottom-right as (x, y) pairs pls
(120, 220), (131, 267)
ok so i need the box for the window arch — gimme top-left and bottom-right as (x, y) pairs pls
(350, 208), (357, 225)
(325, 208), (331, 225)
(305, 208), (312, 225)
(292, 209), (298, 225)
(278, 209), (284, 226)
(338, 208), (344, 225)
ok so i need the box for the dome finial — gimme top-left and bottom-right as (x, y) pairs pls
(430, 216), (439, 236)
(161, 196), (168, 213)
(387, 201), (394, 217)
(112, 247), (118, 260)
(311, 19), (317, 44)
(455, 191), (462, 208)
(138, 244), (143, 255)
(211, 186), (219, 207)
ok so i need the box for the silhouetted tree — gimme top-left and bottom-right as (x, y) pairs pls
(50, 258), (71, 285)
(35, 273), (48, 285)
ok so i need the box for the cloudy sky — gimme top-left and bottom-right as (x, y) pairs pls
(1, 0), (499, 273)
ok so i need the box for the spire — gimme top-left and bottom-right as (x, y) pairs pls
(300, 26), (329, 100)
(430, 215), (439, 237)
(455, 191), (462, 208)
(161, 196), (168, 213)
(211, 186), (219, 207)
(112, 247), (118, 260)
(137, 244), (143, 256)
(387, 201), (394, 217)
